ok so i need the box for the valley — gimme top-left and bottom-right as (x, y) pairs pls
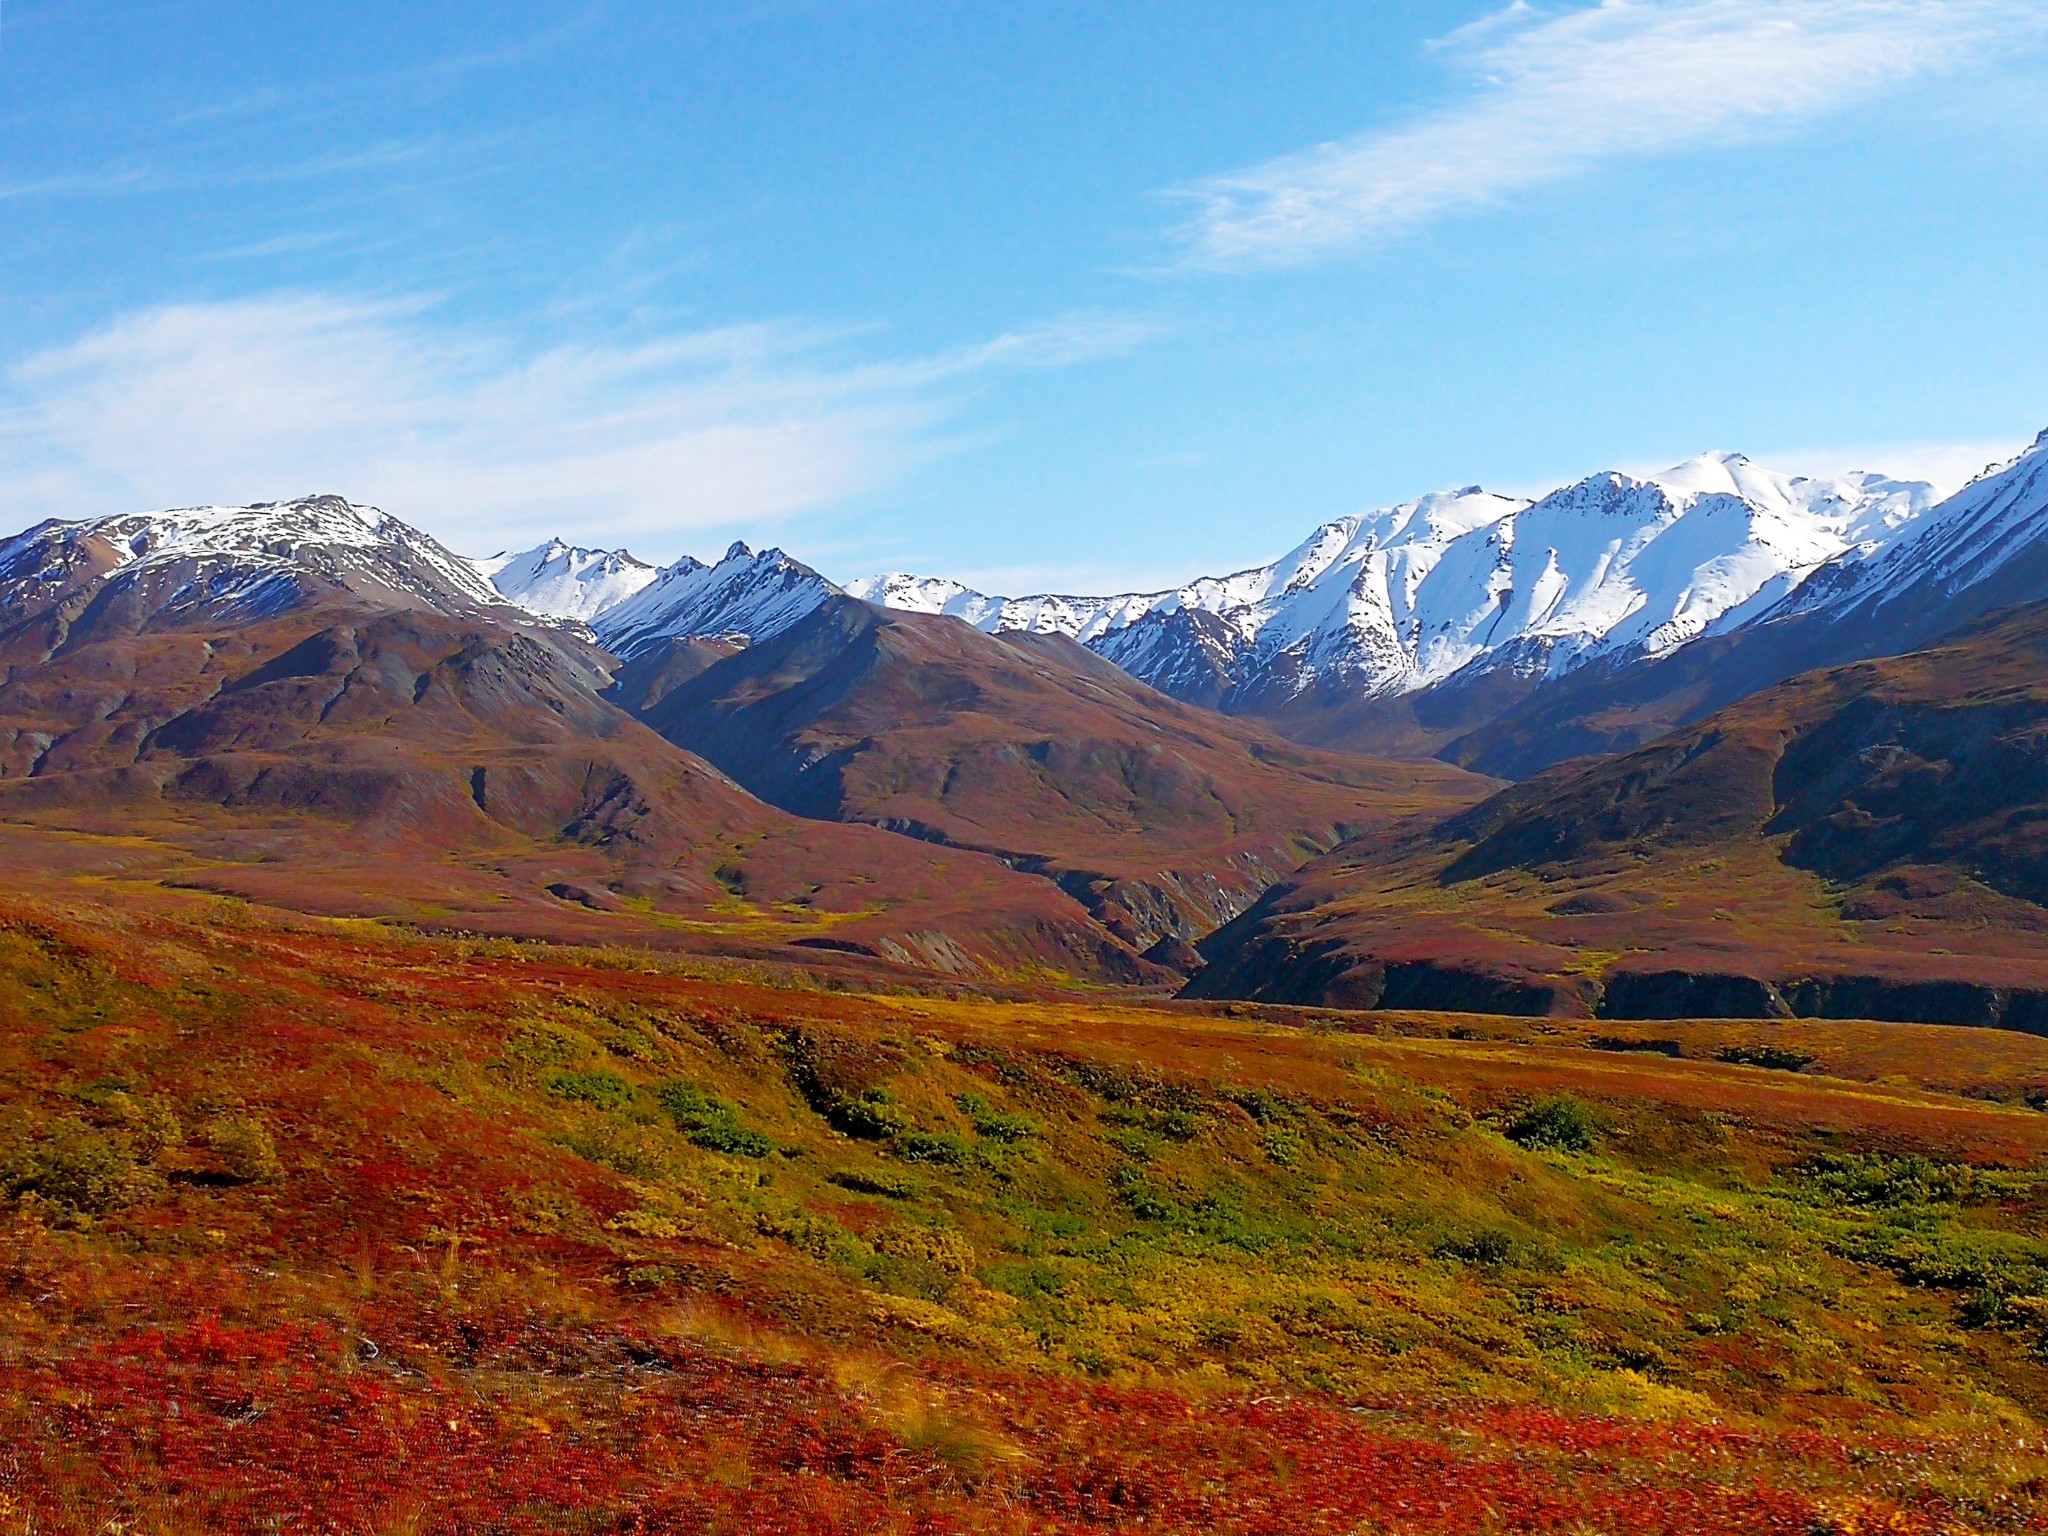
(9, 431), (2048, 1531)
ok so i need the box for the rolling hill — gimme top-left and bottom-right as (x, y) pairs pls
(623, 595), (1492, 959)
(1191, 597), (2048, 1024)
(4, 873), (2048, 1531)
(0, 500), (1171, 986)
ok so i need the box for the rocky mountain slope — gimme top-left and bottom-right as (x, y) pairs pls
(1190, 597), (2048, 1024)
(0, 495), (513, 639)
(592, 542), (840, 659)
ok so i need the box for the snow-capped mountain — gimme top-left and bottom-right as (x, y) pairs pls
(1758, 430), (2048, 639)
(0, 495), (509, 633)
(851, 454), (1940, 709)
(473, 539), (657, 622)
(591, 542), (841, 661)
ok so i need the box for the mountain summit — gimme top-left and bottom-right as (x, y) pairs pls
(0, 495), (510, 637)
(472, 539), (657, 621)
(847, 454), (1940, 713)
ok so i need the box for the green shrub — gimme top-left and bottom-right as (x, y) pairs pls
(3, 1117), (140, 1212)
(1231, 1088), (1292, 1126)
(896, 1131), (972, 1168)
(956, 1093), (1039, 1142)
(1262, 1129), (1305, 1167)
(1435, 1229), (1514, 1266)
(1795, 1152), (2027, 1208)
(201, 1114), (283, 1183)
(872, 1222), (976, 1274)
(658, 1081), (772, 1157)
(984, 1258), (1065, 1299)
(1111, 1164), (1177, 1222)
(756, 1207), (869, 1267)
(1960, 1287), (2007, 1328)
(829, 1168), (920, 1198)
(545, 1070), (636, 1112)
(1507, 1097), (1596, 1152)
(105, 1092), (182, 1160)
(1718, 1044), (1813, 1072)
(833, 1088), (912, 1141)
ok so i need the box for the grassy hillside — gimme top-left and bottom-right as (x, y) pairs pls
(3, 873), (2048, 1530)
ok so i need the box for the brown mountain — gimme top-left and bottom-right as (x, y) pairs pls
(1191, 600), (2048, 1027)
(625, 596), (1494, 958)
(0, 512), (1167, 986)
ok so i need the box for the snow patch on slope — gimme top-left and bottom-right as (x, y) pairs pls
(592, 542), (841, 661)
(0, 495), (510, 623)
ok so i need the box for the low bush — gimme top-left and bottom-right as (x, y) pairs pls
(833, 1088), (913, 1141)
(2, 1116), (140, 1212)
(1436, 1229), (1514, 1266)
(829, 1168), (919, 1198)
(1718, 1044), (1813, 1072)
(896, 1131), (971, 1168)
(545, 1070), (637, 1112)
(659, 1081), (773, 1157)
(1506, 1097), (1596, 1152)
(201, 1115), (283, 1183)
(1589, 1036), (1683, 1057)
(956, 1093), (1038, 1142)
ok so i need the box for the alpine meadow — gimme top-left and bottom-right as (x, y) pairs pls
(6, 1), (2048, 1531)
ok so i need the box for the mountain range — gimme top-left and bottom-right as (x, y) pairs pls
(8, 425), (2048, 1024)
(473, 442), (2035, 777)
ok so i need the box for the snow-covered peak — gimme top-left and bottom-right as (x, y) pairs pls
(592, 542), (840, 661)
(1764, 427), (2048, 629)
(851, 455), (1940, 707)
(0, 495), (509, 625)
(475, 539), (657, 622)
(844, 572), (1006, 626)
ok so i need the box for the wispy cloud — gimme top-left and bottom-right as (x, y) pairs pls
(0, 295), (1153, 560)
(1745, 436), (2037, 495)
(1177, 0), (2048, 268)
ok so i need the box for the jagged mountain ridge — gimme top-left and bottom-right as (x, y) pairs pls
(422, 451), (1964, 746)
(1437, 430), (2048, 778)
(473, 539), (657, 621)
(591, 541), (840, 660)
(848, 454), (1941, 711)
(14, 431), (2037, 800)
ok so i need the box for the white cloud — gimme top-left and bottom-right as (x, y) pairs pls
(1484, 435), (2036, 501)
(0, 296), (1152, 559)
(1178, 0), (2047, 268)
(1744, 436), (2037, 495)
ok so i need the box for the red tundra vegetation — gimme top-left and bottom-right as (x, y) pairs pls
(2, 865), (2047, 1531)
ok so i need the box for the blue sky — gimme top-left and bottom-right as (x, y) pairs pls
(3, 0), (2047, 590)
